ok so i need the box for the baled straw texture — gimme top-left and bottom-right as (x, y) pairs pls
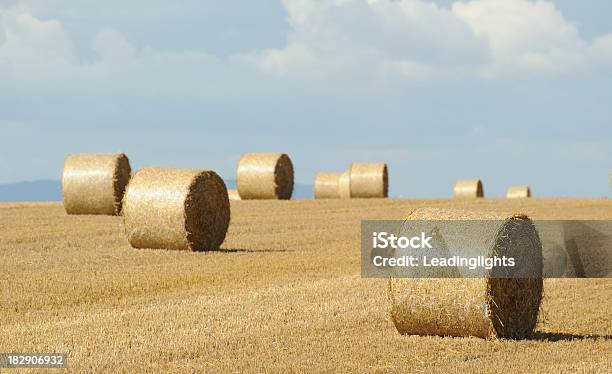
(559, 221), (612, 277)
(314, 172), (342, 199)
(62, 152), (131, 215)
(122, 167), (230, 251)
(348, 163), (388, 198)
(389, 207), (543, 339)
(227, 189), (242, 201)
(453, 179), (484, 198)
(236, 153), (294, 200)
(506, 186), (531, 199)
(338, 170), (351, 199)
(535, 221), (612, 277)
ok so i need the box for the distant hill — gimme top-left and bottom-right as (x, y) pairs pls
(0, 180), (62, 202)
(0, 179), (313, 202)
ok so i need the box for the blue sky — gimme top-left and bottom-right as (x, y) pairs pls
(1, 0), (612, 197)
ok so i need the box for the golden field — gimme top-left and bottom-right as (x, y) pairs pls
(1, 198), (611, 372)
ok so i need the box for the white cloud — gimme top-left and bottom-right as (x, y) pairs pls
(250, 0), (486, 79)
(452, 0), (588, 75)
(1, 0), (612, 88)
(93, 29), (136, 60)
(379, 59), (441, 79)
(256, 44), (318, 77)
(250, 0), (612, 79)
(0, 23), (5, 45)
(0, 6), (75, 79)
(591, 33), (612, 68)
(0, 7), (250, 101)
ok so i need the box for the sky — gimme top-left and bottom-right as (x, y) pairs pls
(1, 0), (612, 197)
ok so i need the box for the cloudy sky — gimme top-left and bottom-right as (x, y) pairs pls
(1, 0), (611, 197)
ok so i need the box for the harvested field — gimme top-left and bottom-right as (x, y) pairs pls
(1, 199), (611, 372)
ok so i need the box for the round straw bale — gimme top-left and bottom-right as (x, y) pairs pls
(227, 188), (242, 201)
(122, 167), (230, 251)
(61, 152), (131, 215)
(560, 221), (612, 277)
(453, 179), (484, 198)
(389, 208), (543, 339)
(338, 170), (351, 199)
(236, 153), (294, 200)
(314, 172), (342, 199)
(348, 163), (388, 198)
(506, 186), (531, 199)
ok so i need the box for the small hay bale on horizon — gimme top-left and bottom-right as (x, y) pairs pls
(122, 167), (230, 251)
(389, 208), (543, 339)
(61, 152), (131, 215)
(338, 170), (351, 199)
(506, 186), (532, 199)
(314, 172), (342, 199)
(453, 179), (484, 198)
(348, 163), (388, 198)
(236, 152), (294, 200)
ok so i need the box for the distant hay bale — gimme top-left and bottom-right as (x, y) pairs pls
(453, 179), (484, 198)
(314, 172), (342, 199)
(61, 152), (131, 215)
(227, 189), (241, 201)
(389, 208), (543, 339)
(122, 167), (230, 251)
(338, 170), (351, 199)
(236, 153), (294, 200)
(348, 163), (388, 198)
(506, 186), (531, 199)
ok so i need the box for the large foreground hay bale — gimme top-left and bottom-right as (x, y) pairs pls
(338, 170), (351, 199)
(453, 179), (484, 198)
(348, 163), (388, 198)
(227, 189), (241, 201)
(314, 172), (342, 199)
(62, 152), (131, 215)
(236, 153), (294, 200)
(122, 167), (230, 251)
(389, 208), (543, 339)
(506, 186), (531, 199)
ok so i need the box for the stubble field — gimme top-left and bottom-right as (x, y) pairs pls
(1, 198), (611, 372)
